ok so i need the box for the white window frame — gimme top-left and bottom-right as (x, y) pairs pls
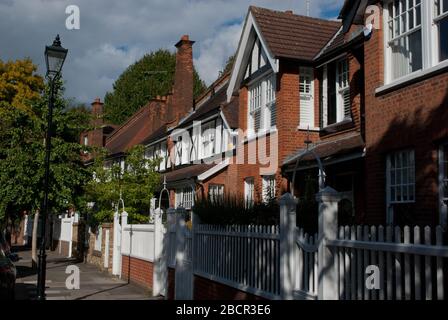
(262, 175), (276, 203)
(244, 177), (255, 207)
(201, 121), (216, 159)
(336, 59), (351, 121)
(384, 0), (448, 85)
(386, 149), (416, 224)
(175, 187), (194, 210)
(321, 57), (350, 127)
(209, 184), (224, 203)
(439, 143), (448, 229)
(175, 136), (182, 166)
(248, 73), (276, 136)
(299, 67), (315, 129)
(434, 0), (448, 63)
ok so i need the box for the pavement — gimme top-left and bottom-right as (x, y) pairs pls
(12, 246), (161, 300)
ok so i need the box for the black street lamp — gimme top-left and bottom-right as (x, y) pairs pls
(37, 35), (68, 301)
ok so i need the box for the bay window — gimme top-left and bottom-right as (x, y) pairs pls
(248, 73), (276, 135)
(384, 1), (448, 84)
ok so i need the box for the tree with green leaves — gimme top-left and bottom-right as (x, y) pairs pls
(84, 145), (161, 226)
(0, 57), (90, 264)
(104, 49), (206, 125)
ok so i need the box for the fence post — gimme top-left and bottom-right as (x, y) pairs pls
(279, 193), (297, 300)
(68, 215), (74, 258)
(112, 210), (121, 276)
(175, 207), (186, 299)
(153, 208), (163, 296)
(316, 186), (340, 300)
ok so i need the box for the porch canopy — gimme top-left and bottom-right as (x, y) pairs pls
(283, 132), (365, 173)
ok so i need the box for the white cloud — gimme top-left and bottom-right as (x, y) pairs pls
(194, 23), (242, 84)
(0, 0), (344, 104)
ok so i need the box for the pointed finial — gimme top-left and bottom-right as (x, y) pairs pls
(53, 34), (62, 47)
(304, 126), (312, 150)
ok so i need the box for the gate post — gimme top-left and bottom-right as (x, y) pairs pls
(112, 210), (121, 276)
(279, 193), (297, 300)
(153, 208), (166, 297)
(316, 186), (340, 300)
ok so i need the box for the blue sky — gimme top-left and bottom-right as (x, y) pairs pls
(0, 0), (345, 105)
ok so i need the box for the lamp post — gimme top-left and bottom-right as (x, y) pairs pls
(37, 35), (68, 300)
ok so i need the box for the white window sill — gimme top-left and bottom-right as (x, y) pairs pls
(297, 126), (320, 132)
(377, 60), (448, 95)
(244, 128), (278, 144)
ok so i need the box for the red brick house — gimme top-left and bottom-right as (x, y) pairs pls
(226, 6), (341, 205)
(334, 0), (448, 228)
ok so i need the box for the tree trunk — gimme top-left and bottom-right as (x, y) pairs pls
(31, 210), (39, 269)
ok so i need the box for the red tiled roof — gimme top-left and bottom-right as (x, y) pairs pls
(105, 106), (153, 155)
(141, 124), (167, 146)
(250, 6), (341, 61)
(163, 164), (214, 183)
(221, 96), (239, 129)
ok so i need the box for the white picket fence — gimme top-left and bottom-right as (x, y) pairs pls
(165, 188), (447, 300)
(329, 225), (446, 300)
(194, 225), (281, 299)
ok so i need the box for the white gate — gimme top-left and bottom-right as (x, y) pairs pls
(174, 207), (194, 300)
(153, 208), (170, 297)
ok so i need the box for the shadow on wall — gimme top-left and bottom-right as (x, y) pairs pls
(366, 80), (448, 227)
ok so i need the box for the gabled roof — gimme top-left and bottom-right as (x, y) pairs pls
(227, 6), (341, 101)
(250, 6), (341, 61)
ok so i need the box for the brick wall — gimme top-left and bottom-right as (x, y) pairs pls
(121, 255), (154, 289)
(363, 3), (448, 226)
(193, 275), (267, 300)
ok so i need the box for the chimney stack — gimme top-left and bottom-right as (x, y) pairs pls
(170, 34), (195, 123)
(91, 97), (104, 128)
